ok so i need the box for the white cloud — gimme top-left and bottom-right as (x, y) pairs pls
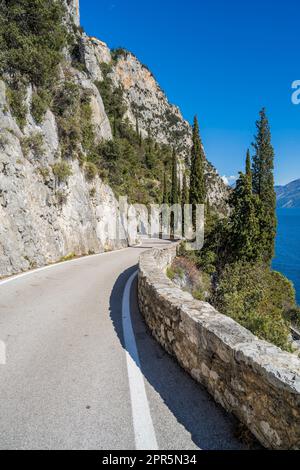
(221, 175), (237, 186)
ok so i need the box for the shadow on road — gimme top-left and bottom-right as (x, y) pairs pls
(109, 266), (255, 450)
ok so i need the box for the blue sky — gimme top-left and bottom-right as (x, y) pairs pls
(80, 0), (300, 185)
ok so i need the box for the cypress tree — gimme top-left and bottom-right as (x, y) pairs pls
(162, 165), (169, 204)
(228, 151), (261, 263)
(181, 172), (189, 237)
(189, 116), (206, 231)
(170, 148), (179, 238)
(246, 148), (251, 177)
(252, 108), (277, 263)
(170, 148), (178, 205)
(159, 165), (169, 239)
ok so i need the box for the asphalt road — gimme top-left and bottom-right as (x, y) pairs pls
(0, 239), (247, 450)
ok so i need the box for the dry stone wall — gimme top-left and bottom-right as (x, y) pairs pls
(138, 244), (300, 449)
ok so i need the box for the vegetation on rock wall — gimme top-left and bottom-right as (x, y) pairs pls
(93, 62), (175, 204)
(0, 0), (69, 126)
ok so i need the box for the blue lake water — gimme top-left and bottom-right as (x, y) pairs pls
(273, 208), (300, 304)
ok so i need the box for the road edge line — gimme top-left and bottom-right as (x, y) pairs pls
(122, 270), (158, 451)
(0, 247), (131, 287)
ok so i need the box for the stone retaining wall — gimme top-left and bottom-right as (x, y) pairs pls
(138, 244), (300, 449)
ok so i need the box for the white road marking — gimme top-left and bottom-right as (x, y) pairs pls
(0, 341), (6, 365)
(122, 271), (158, 451)
(0, 248), (130, 287)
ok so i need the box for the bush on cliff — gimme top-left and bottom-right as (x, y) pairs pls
(0, 0), (68, 88)
(52, 161), (72, 184)
(213, 262), (294, 351)
(0, 0), (70, 125)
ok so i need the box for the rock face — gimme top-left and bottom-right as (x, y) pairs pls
(82, 42), (229, 214)
(64, 0), (80, 26)
(138, 244), (300, 450)
(0, 0), (229, 277)
(0, 77), (127, 277)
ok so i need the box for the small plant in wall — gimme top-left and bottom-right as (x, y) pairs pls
(37, 166), (50, 184)
(55, 189), (68, 206)
(89, 187), (96, 198)
(21, 133), (45, 160)
(52, 161), (72, 184)
(84, 161), (98, 181)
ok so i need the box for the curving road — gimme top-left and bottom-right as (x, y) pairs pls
(0, 239), (247, 450)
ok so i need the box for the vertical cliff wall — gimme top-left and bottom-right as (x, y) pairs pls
(82, 40), (230, 213)
(0, 0), (229, 277)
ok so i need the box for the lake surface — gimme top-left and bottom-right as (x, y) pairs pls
(273, 208), (300, 304)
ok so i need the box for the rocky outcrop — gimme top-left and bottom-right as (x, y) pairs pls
(82, 41), (229, 214)
(138, 244), (300, 449)
(64, 0), (80, 26)
(0, 0), (229, 277)
(0, 73), (128, 277)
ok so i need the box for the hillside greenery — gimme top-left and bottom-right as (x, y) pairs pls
(0, 0), (71, 127)
(176, 109), (299, 351)
(0, 0), (175, 205)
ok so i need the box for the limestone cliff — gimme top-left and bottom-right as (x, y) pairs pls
(0, 73), (127, 276)
(64, 0), (80, 26)
(0, 0), (228, 277)
(81, 40), (229, 213)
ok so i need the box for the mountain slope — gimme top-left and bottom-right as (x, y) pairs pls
(0, 0), (229, 277)
(82, 39), (229, 213)
(276, 179), (300, 208)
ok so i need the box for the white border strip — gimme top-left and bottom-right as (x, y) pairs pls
(0, 248), (130, 287)
(122, 271), (158, 450)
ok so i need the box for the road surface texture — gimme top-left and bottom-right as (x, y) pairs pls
(0, 239), (248, 450)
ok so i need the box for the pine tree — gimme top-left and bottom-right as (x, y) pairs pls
(228, 151), (261, 263)
(189, 116), (206, 231)
(252, 108), (277, 263)
(170, 148), (179, 238)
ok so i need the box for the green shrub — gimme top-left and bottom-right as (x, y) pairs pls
(94, 67), (126, 129)
(80, 92), (95, 153)
(6, 85), (27, 129)
(56, 115), (81, 157)
(52, 81), (81, 117)
(192, 289), (205, 301)
(37, 166), (50, 181)
(53, 82), (94, 158)
(85, 162), (98, 181)
(31, 89), (51, 124)
(89, 187), (96, 198)
(166, 265), (184, 281)
(60, 252), (76, 262)
(0, 133), (8, 149)
(111, 48), (130, 62)
(0, 0), (68, 89)
(21, 133), (45, 159)
(55, 190), (68, 205)
(166, 267), (176, 281)
(52, 161), (72, 183)
(284, 306), (300, 330)
(214, 262), (295, 351)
